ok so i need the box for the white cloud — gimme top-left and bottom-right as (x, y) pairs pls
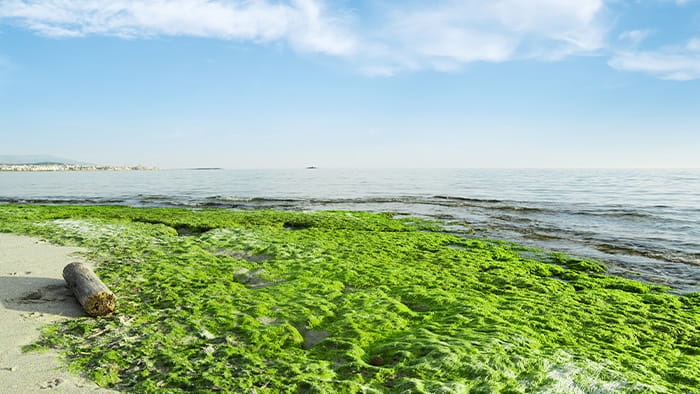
(356, 0), (608, 74)
(0, 0), (610, 74)
(0, 0), (357, 55)
(618, 29), (652, 46)
(6, 1), (700, 83)
(609, 47), (700, 81)
(605, 0), (700, 81)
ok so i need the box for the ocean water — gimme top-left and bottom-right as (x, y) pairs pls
(1, 168), (699, 293)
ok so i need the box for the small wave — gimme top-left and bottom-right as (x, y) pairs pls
(430, 196), (556, 215)
(491, 214), (534, 223)
(433, 195), (503, 204)
(569, 209), (661, 221)
(492, 205), (549, 214)
(584, 240), (700, 266)
(137, 195), (177, 202)
(313, 196), (426, 204)
(204, 196), (304, 203)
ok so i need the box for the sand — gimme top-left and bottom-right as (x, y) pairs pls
(0, 233), (114, 393)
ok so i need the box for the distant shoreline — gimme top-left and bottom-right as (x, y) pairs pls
(0, 164), (157, 172)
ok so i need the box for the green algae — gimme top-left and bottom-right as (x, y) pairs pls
(1, 204), (698, 393)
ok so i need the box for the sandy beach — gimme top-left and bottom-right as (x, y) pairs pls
(0, 233), (113, 393)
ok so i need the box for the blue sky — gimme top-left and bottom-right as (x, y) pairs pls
(0, 0), (699, 168)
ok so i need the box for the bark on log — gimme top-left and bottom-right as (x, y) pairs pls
(63, 262), (115, 316)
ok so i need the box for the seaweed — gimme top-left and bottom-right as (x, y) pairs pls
(1, 204), (698, 392)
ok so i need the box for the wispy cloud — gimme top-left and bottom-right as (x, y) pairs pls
(0, 0), (357, 55)
(0, 0), (609, 73)
(618, 29), (652, 46)
(609, 38), (700, 80)
(355, 0), (608, 75)
(6, 0), (698, 81)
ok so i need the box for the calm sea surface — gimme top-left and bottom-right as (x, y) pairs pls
(1, 168), (699, 293)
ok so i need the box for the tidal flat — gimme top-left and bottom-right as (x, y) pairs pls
(0, 204), (698, 393)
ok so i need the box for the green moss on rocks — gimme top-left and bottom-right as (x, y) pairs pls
(1, 204), (698, 392)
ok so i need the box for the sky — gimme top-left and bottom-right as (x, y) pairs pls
(0, 0), (699, 169)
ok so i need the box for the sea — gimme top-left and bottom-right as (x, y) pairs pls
(1, 168), (699, 293)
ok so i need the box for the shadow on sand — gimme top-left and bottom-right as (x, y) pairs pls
(0, 276), (84, 318)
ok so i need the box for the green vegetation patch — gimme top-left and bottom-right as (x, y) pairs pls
(1, 204), (698, 392)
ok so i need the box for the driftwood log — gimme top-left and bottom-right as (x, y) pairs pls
(63, 262), (116, 316)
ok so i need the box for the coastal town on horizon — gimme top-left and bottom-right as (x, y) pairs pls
(0, 163), (158, 172)
(0, 154), (157, 172)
